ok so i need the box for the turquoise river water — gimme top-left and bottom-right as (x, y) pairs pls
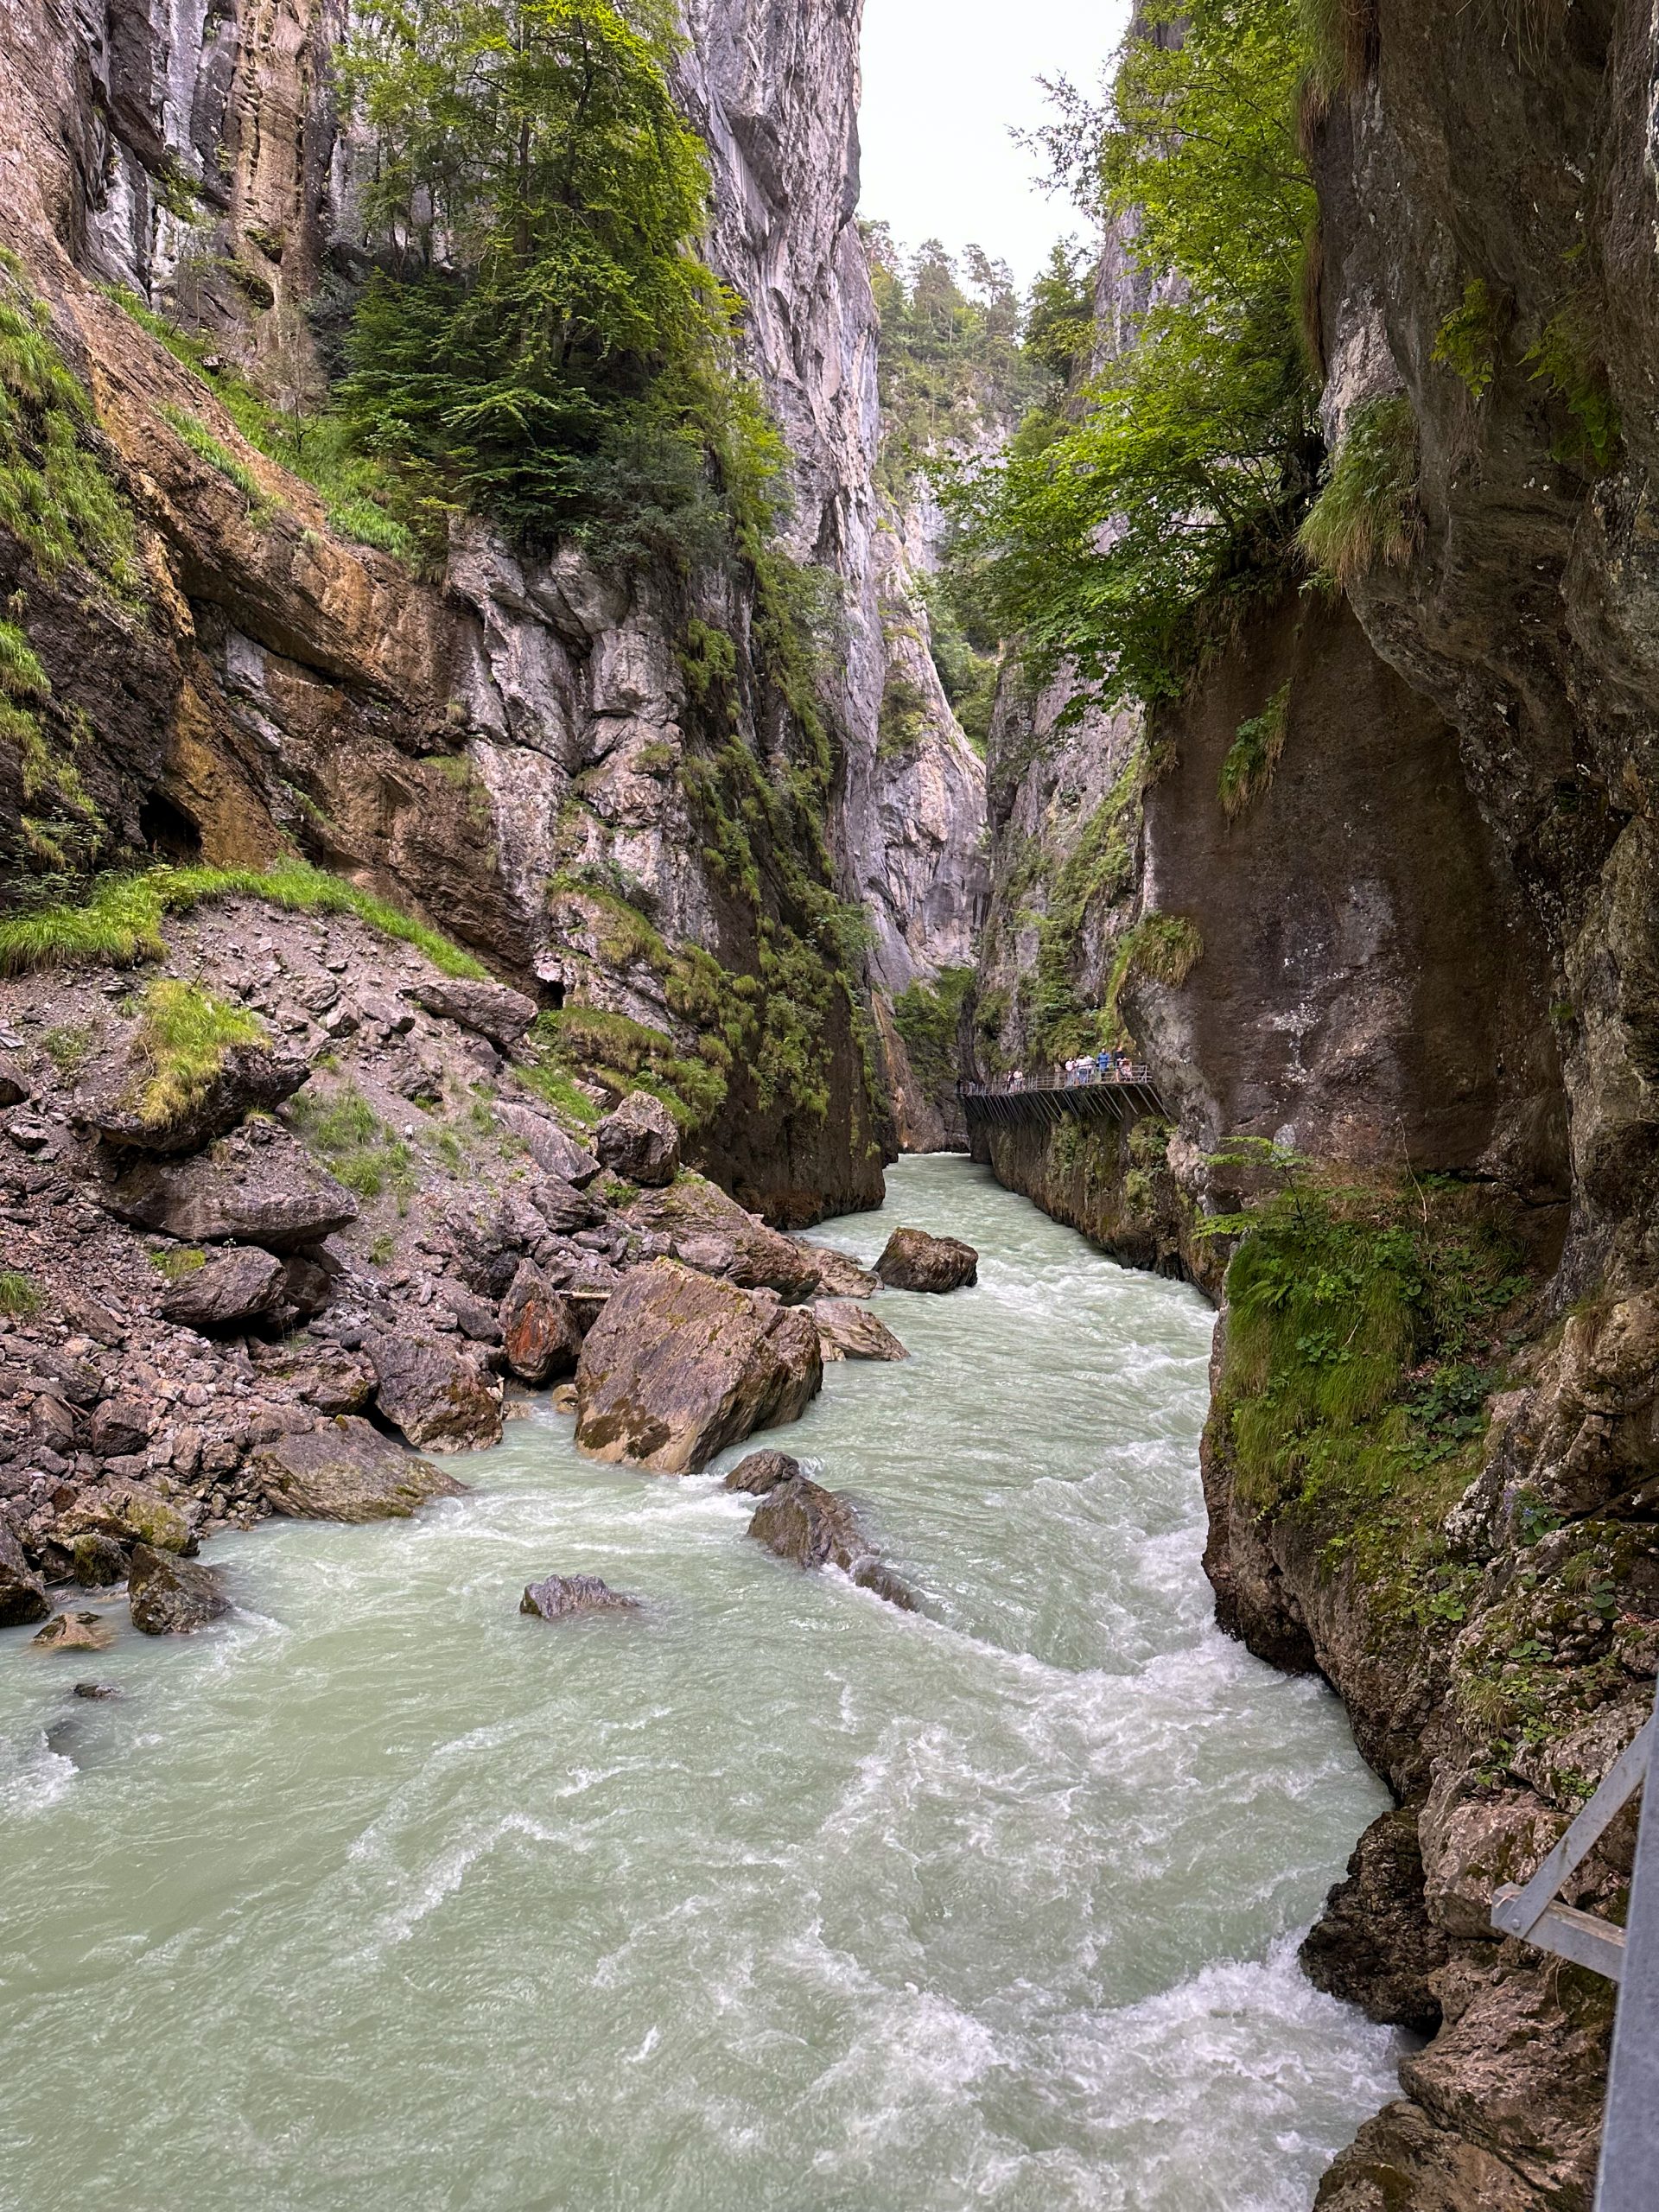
(0, 1155), (1398, 2210)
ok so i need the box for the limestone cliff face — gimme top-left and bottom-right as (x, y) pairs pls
(970, 8), (1659, 2205)
(0, 0), (985, 1213)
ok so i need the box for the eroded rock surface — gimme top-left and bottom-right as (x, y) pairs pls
(622, 1173), (821, 1298)
(722, 1448), (802, 1496)
(594, 1093), (681, 1187)
(813, 1300), (908, 1363)
(363, 1332), (504, 1455)
(252, 1418), (467, 1522)
(520, 1573), (639, 1621)
(103, 1127), (359, 1250)
(0, 1529), (49, 1626)
(158, 1247), (287, 1332)
(575, 1258), (821, 1473)
(747, 1477), (915, 1610)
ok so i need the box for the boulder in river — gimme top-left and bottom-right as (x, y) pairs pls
(594, 1091), (680, 1186)
(75, 1039), (308, 1154)
(0, 1528), (49, 1626)
(813, 1300), (909, 1363)
(159, 1245), (288, 1332)
(103, 1126), (359, 1250)
(723, 1449), (803, 1496)
(747, 1478), (916, 1611)
(874, 1227), (978, 1294)
(621, 1173), (821, 1299)
(128, 1542), (229, 1635)
(252, 1416), (469, 1522)
(499, 1260), (583, 1384)
(32, 1609), (116, 1653)
(364, 1330), (504, 1453)
(575, 1258), (822, 1473)
(72, 1534), (129, 1587)
(806, 1245), (881, 1300)
(520, 1573), (640, 1621)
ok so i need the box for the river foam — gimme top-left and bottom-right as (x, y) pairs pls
(0, 1156), (1398, 2210)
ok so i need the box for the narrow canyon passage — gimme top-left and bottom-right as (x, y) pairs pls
(0, 1161), (1396, 2209)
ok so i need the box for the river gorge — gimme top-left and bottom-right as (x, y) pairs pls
(0, 1162), (1399, 2209)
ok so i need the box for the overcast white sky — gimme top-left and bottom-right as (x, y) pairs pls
(858, 0), (1134, 289)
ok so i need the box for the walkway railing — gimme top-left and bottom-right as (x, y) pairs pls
(1491, 1700), (1656, 2209)
(958, 1065), (1170, 1129)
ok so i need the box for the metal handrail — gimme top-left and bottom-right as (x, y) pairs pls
(1491, 1702), (1655, 2208)
(959, 1064), (1156, 1096)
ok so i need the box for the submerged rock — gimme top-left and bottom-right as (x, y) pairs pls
(499, 1259), (583, 1384)
(594, 1091), (680, 1186)
(747, 1477), (916, 1610)
(128, 1542), (229, 1635)
(364, 1330), (504, 1453)
(73, 1681), (120, 1700)
(575, 1257), (821, 1473)
(158, 1245), (287, 1332)
(75, 1040), (308, 1154)
(103, 1126), (359, 1250)
(520, 1573), (640, 1621)
(32, 1609), (116, 1653)
(813, 1300), (908, 1363)
(251, 1416), (468, 1522)
(874, 1227), (978, 1294)
(722, 1449), (803, 1496)
(0, 1529), (49, 1627)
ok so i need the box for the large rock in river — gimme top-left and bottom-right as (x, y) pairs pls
(128, 1542), (229, 1634)
(747, 1478), (916, 1610)
(499, 1260), (583, 1384)
(520, 1573), (639, 1621)
(813, 1300), (909, 1363)
(75, 1039), (308, 1153)
(575, 1258), (822, 1473)
(0, 1528), (49, 1626)
(622, 1174), (821, 1299)
(874, 1227), (978, 1294)
(594, 1091), (680, 1186)
(252, 1416), (469, 1522)
(102, 1126), (359, 1249)
(159, 1245), (287, 1332)
(723, 1449), (803, 1496)
(364, 1332), (504, 1454)
(807, 1244), (881, 1299)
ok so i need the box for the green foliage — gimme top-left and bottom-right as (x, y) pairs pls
(530, 1004), (726, 1130)
(1525, 306), (1621, 474)
(1103, 911), (1203, 1045)
(1023, 240), (1100, 388)
(1022, 763), (1142, 1063)
(289, 1084), (417, 1205)
(107, 288), (427, 562)
(1219, 681), (1290, 818)
(149, 1245), (207, 1281)
(0, 252), (143, 595)
(1432, 278), (1506, 403)
(334, 0), (768, 565)
(0, 860), (489, 977)
(890, 967), (975, 1099)
(944, 0), (1320, 711)
(917, 574), (998, 753)
(1299, 394), (1419, 588)
(131, 979), (265, 1127)
(0, 1268), (42, 1317)
(877, 665), (930, 760)
(41, 1020), (98, 1077)
(160, 404), (274, 518)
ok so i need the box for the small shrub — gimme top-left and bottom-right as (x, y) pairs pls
(1219, 683), (1291, 819)
(0, 1268), (42, 1316)
(131, 979), (264, 1127)
(148, 1246), (207, 1281)
(1300, 395), (1421, 589)
(41, 1020), (99, 1077)
(1525, 308), (1621, 474)
(1104, 912), (1203, 1044)
(1433, 278), (1506, 403)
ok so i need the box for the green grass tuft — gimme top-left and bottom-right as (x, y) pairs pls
(0, 860), (490, 981)
(161, 404), (275, 518)
(1300, 394), (1420, 589)
(289, 1084), (417, 1206)
(132, 978), (264, 1127)
(0, 1268), (42, 1317)
(1219, 683), (1291, 819)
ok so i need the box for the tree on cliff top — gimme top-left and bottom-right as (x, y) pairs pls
(939, 0), (1319, 710)
(336, 0), (777, 562)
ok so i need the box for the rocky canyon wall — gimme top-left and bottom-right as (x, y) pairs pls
(0, 0), (986, 1216)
